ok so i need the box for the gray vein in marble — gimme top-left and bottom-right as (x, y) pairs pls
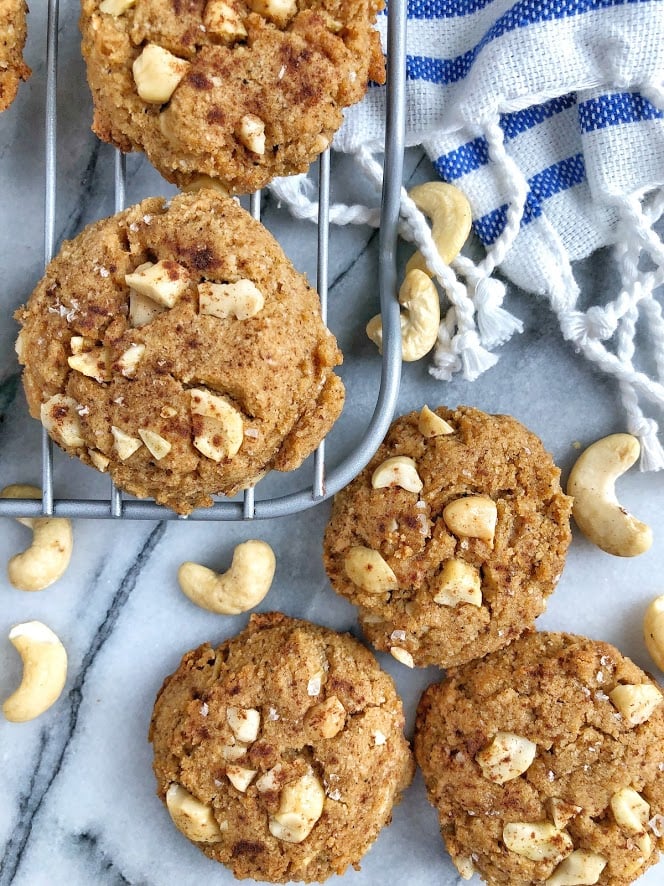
(0, 372), (19, 418)
(1, 522), (166, 886)
(73, 831), (143, 886)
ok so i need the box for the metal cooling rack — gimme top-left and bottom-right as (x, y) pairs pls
(0, 0), (406, 522)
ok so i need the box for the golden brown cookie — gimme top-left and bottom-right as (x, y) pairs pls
(79, 0), (385, 195)
(0, 0), (30, 111)
(414, 631), (664, 886)
(15, 190), (344, 514)
(323, 406), (572, 669)
(149, 612), (415, 882)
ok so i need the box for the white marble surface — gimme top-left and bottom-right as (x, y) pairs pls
(1, 3), (664, 885)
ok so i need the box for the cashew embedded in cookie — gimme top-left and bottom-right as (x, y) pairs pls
(548, 798), (582, 831)
(443, 495), (497, 543)
(68, 346), (111, 383)
(129, 289), (167, 327)
(189, 388), (244, 462)
(99, 0), (136, 14)
(269, 772), (325, 843)
(198, 279), (265, 320)
(111, 426), (143, 461)
(502, 821), (573, 862)
(3, 621), (68, 722)
(406, 181), (473, 275)
(132, 45), (191, 104)
(226, 765), (257, 792)
(115, 343), (146, 378)
(610, 786), (652, 861)
(246, 0), (297, 26)
(418, 405), (454, 437)
(165, 783), (225, 843)
(138, 428), (172, 461)
(433, 559), (482, 607)
(226, 706), (261, 743)
(124, 259), (190, 308)
(475, 732), (537, 783)
(545, 849), (607, 886)
(371, 456), (423, 493)
(203, 0), (248, 40)
(566, 433), (652, 557)
(608, 682), (663, 725)
(304, 695), (346, 739)
(40, 394), (85, 448)
(1, 484), (73, 591)
(238, 115), (266, 155)
(178, 540), (276, 614)
(344, 546), (397, 594)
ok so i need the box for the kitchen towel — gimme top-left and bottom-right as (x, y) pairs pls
(271, 0), (664, 468)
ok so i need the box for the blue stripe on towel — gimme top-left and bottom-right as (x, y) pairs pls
(473, 153), (586, 244)
(579, 92), (664, 132)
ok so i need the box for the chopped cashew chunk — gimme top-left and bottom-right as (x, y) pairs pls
(433, 558), (482, 607)
(418, 405), (454, 437)
(246, 0), (297, 26)
(138, 428), (172, 460)
(125, 260), (190, 308)
(40, 395), (85, 448)
(609, 683), (663, 725)
(502, 821), (573, 862)
(203, 0), (248, 39)
(269, 772), (325, 843)
(344, 546), (397, 593)
(68, 347), (110, 382)
(111, 426), (143, 461)
(132, 45), (190, 104)
(371, 456), (423, 493)
(129, 289), (166, 327)
(198, 279), (264, 320)
(189, 388), (244, 461)
(476, 732), (537, 783)
(226, 706), (260, 743)
(443, 495), (497, 543)
(100, 0), (136, 13)
(115, 343), (146, 378)
(238, 114), (266, 155)
(226, 765), (257, 792)
(644, 595), (664, 671)
(166, 783), (223, 843)
(545, 849), (607, 885)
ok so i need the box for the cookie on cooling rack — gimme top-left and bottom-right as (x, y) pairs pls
(149, 612), (414, 883)
(0, 0), (31, 111)
(14, 189), (344, 514)
(414, 631), (664, 885)
(322, 406), (572, 669)
(79, 0), (385, 195)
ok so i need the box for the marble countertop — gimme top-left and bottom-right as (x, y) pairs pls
(1, 3), (664, 885)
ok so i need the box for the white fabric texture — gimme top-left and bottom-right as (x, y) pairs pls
(270, 0), (664, 469)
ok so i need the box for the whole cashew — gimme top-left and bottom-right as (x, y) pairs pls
(406, 182), (472, 276)
(178, 540), (276, 614)
(3, 621), (68, 722)
(366, 269), (440, 362)
(1, 484), (73, 591)
(566, 434), (652, 557)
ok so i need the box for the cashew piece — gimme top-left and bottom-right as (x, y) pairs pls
(1, 484), (73, 591)
(406, 182), (473, 276)
(178, 540), (276, 614)
(165, 783), (225, 843)
(366, 269), (440, 362)
(567, 434), (652, 557)
(644, 595), (664, 670)
(3, 621), (68, 722)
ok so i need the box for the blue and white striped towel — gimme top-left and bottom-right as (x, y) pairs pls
(272, 0), (664, 468)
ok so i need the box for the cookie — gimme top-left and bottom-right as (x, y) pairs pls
(149, 612), (415, 882)
(414, 631), (664, 886)
(15, 190), (344, 514)
(0, 0), (30, 111)
(80, 0), (385, 195)
(322, 406), (572, 669)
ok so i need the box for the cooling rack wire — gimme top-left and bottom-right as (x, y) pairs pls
(0, 0), (406, 522)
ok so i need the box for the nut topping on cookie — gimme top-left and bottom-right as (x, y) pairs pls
(608, 683), (663, 725)
(269, 772), (325, 843)
(99, 0), (135, 14)
(132, 45), (191, 104)
(190, 389), (244, 462)
(226, 706), (260, 743)
(418, 405), (454, 437)
(443, 495), (497, 543)
(433, 559), (482, 607)
(548, 798), (582, 830)
(138, 429), (172, 460)
(203, 0), (248, 40)
(68, 347), (111, 383)
(129, 290), (167, 327)
(111, 426), (143, 460)
(246, 0), (297, 26)
(344, 546), (398, 593)
(115, 343), (146, 378)
(238, 115), (266, 155)
(226, 765), (257, 792)
(125, 260), (190, 308)
(166, 783), (225, 843)
(198, 279), (264, 320)
(475, 731), (537, 783)
(371, 456), (423, 493)
(545, 849), (607, 886)
(502, 821), (573, 862)
(40, 395), (85, 448)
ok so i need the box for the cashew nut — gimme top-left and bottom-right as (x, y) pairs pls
(268, 772), (325, 843)
(608, 682), (662, 725)
(443, 495), (497, 543)
(178, 540), (275, 614)
(545, 849), (607, 886)
(366, 269), (440, 362)
(406, 182), (472, 276)
(502, 821), (573, 862)
(476, 732), (537, 783)
(344, 546), (397, 593)
(371, 456), (423, 493)
(3, 621), (68, 722)
(419, 405), (454, 437)
(165, 783), (225, 843)
(644, 595), (664, 670)
(1, 484), (73, 591)
(566, 434), (652, 557)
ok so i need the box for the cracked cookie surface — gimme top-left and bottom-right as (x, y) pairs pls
(80, 0), (385, 194)
(323, 406), (572, 669)
(0, 0), (30, 111)
(15, 190), (344, 514)
(414, 631), (664, 886)
(149, 612), (414, 882)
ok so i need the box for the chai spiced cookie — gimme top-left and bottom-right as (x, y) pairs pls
(414, 631), (664, 886)
(15, 190), (344, 514)
(80, 0), (385, 195)
(0, 0), (30, 111)
(323, 406), (573, 669)
(149, 612), (415, 882)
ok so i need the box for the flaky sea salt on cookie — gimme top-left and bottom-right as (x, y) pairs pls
(149, 612), (414, 883)
(15, 190), (344, 514)
(415, 631), (664, 886)
(80, 0), (386, 194)
(323, 406), (572, 668)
